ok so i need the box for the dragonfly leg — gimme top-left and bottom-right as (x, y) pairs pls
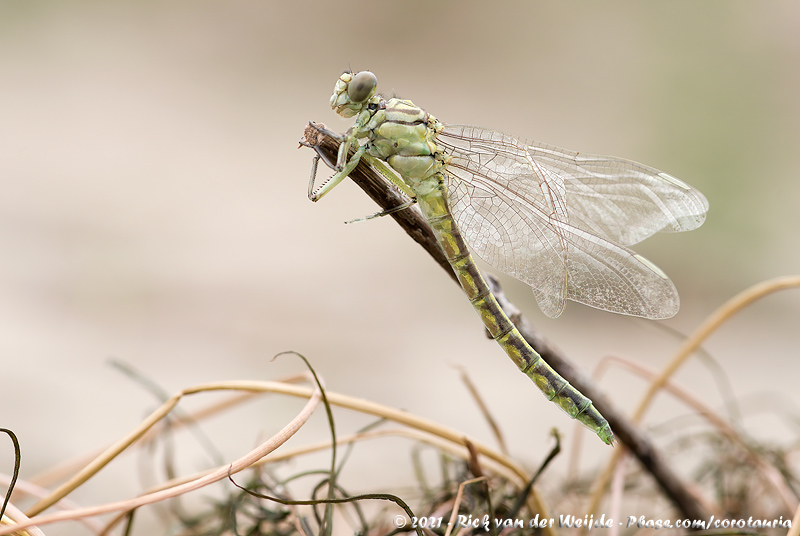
(345, 198), (418, 224)
(337, 108), (374, 169)
(309, 143), (368, 202)
(302, 122), (345, 201)
(306, 153), (321, 201)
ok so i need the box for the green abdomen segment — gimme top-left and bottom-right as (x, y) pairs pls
(417, 179), (614, 445)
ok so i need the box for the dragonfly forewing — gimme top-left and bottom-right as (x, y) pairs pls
(536, 147), (708, 245)
(441, 126), (708, 244)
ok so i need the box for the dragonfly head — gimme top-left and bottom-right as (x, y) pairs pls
(330, 71), (378, 118)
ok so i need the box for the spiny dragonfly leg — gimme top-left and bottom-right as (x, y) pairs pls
(301, 123), (340, 201)
(302, 122), (367, 202)
(308, 144), (367, 202)
(345, 198), (418, 224)
(306, 153), (322, 201)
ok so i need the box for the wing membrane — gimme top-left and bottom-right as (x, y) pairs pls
(441, 125), (708, 245)
(437, 125), (704, 318)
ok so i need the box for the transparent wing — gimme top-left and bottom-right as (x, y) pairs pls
(529, 138), (708, 246)
(437, 125), (706, 319)
(441, 125), (708, 245)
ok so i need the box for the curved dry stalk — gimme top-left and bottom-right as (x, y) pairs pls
(587, 356), (792, 514)
(443, 476), (488, 536)
(228, 381), (554, 524)
(589, 275), (800, 515)
(601, 355), (796, 511)
(251, 428), (525, 485)
(788, 503), (800, 536)
(252, 426), (552, 529)
(0, 475), (104, 534)
(1, 507), (44, 536)
(139, 428), (527, 500)
(259, 382), (531, 478)
(27, 376), (311, 491)
(636, 275), (800, 423)
(454, 364), (509, 456)
(5, 380), (323, 536)
(104, 391), (555, 535)
(109, 393), (552, 536)
(607, 450), (630, 536)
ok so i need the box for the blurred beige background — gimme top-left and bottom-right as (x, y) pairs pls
(2, 1), (799, 533)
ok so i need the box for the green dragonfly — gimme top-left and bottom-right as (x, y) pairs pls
(306, 71), (708, 445)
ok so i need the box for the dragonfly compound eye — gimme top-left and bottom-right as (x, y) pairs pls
(347, 71), (377, 103)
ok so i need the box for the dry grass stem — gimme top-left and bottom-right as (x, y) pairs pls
(4, 380), (323, 536)
(589, 275), (800, 516)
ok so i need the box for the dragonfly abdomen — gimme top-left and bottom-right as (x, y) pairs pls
(367, 98), (444, 189)
(417, 177), (614, 445)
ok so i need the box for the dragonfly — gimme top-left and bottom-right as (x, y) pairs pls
(306, 71), (708, 445)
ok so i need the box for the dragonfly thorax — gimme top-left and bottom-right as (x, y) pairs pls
(364, 98), (443, 187)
